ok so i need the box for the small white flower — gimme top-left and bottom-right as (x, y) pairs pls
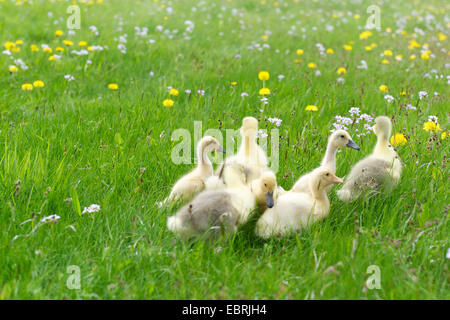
(418, 91), (427, 99)
(384, 95), (395, 103)
(82, 204), (101, 215)
(446, 248), (450, 259)
(40, 214), (61, 223)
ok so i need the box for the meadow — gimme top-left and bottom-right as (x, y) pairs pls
(0, 0), (448, 299)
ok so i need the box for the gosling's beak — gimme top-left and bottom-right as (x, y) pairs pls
(332, 176), (344, 184)
(217, 146), (226, 153)
(265, 192), (274, 208)
(346, 140), (360, 151)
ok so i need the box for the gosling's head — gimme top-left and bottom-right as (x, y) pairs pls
(240, 116), (258, 137)
(260, 171), (277, 208)
(311, 168), (344, 191)
(373, 116), (392, 140)
(329, 130), (360, 150)
(199, 136), (226, 154)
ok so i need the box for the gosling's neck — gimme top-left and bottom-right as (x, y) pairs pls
(321, 141), (338, 173)
(197, 143), (213, 173)
(373, 134), (390, 157)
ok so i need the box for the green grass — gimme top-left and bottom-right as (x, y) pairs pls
(0, 0), (448, 299)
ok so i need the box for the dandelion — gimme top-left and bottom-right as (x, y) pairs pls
(55, 30), (63, 36)
(82, 204), (101, 215)
(390, 133), (407, 146)
(21, 83), (33, 91)
(381, 59), (389, 64)
(63, 40), (74, 46)
(258, 71), (270, 81)
(326, 48), (334, 54)
(421, 53), (430, 60)
(78, 41), (87, 46)
(305, 105), (318, 111)
(307, 62), (317, 68)
(379, 85), (388, 92)
(163, 99), (174, 107)
(343, 44), (352, 51)
(55, 46), (64, 52)
(33, 80), (45, 88)
(108, 83), (119, 90)
(441, 131), (448, 140)
(259, 88), (270, 95)
(9, 65), (18, 72)
(169, 88), (179, 96)
(30, 44), (39, 52)
(423, 121), (440, 132)
(395, 55), (403, 61)
(230, 81), (237, 86)
(43, 47), (52, 53)
(337, 67), (347, 75)
(4, 41), (15, 50)
(383, 50), (393, 56)
(410, 55), (416, 60)
(296, 49), (304, 55)
(359, 30), (372, 39)
(438, 33), (447, 41)
(365, 46), (372, 51)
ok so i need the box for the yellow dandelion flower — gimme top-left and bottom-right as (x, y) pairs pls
(400, 91), (406, 96)
(15, 40), (23, 45)
(395, 54), (403, 61)
(408, 40), (420, 49)
(326, 48), (334, 54)
(55, 46), (64, 52)
(108, 83), (119, 90)
(43, 47), (53, 53)
(441, 131), (448, 140)
(259, 88), (270, 95)
(79, 41), (87, 46)
(384, 50), (393, 56)
(55, 30), (64, 36)
(9, 65), (18, 72)
(337, 67), (347, 75)
(231, 81), (237, 86)
(33, 80), (45, 88)
(359, 30), (372, 39)
(305, 105), (318, 112)
(294, 59), (302, 64)
(354, 14), (360, 19)
(4, 41), (15, 50)
(423, 121), (440, 132)
(63, 40), (74, 46)
(48, 55), (57, 61)
(163, 99), (174, 107)
(365, 45), (372, 51)
(258, 71), (270, 81)
(379, 85), (388, 92)
(420, 53), (430, 60)
(296, 49), (304, 55)
(390, 133), (407, 146)
(169, 88), (179, 96)
(30, 44), (39, 52)
(370, 43), (377, 48)
(438, 32), (447, 41)
(343, 44), (352, 51)
(381, 59), (390, 64)
(21, 83), (33, 91)
(410, 54), (416, 60)
(261, 35), (269, 40)
(386, 27), (392, 32)
(307, 62), (317, 68)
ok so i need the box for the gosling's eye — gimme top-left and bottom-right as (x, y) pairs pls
(326, 173), (330, 176)
(264, 183), (267, 187)
(340, 135), (345, 138)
